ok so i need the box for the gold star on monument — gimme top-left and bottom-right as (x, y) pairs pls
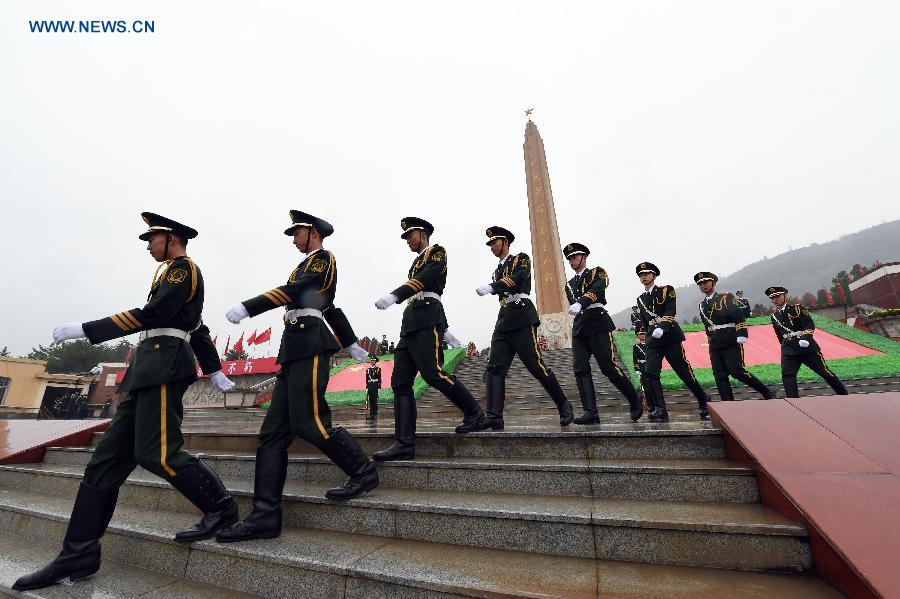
(525, 107), (534, 120)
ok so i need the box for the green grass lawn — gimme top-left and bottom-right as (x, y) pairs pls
(612, 315), (900, 391)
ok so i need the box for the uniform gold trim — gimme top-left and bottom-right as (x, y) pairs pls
(311, 355), (330, 440)
(433, 327), (455, 385)
(531, 326), (549, 377)
(320, 252), (336, 292)
(271, 288), (291, 304)
(186, 258), (198, 302)
(120, 311), (142, 329)
(110, 313), (131, 332)
(608, 332), (624, 377)
(160, 384), (176, 477)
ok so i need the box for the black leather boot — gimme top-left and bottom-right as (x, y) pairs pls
(646, 378), (669, 422)
(215, 447), (287, 543)
(320, 427), (380, 501)
(443, 380), (488, 433)
(540, 370), (574, 426)
(373, 392), (416, 461)
(170, 460), (239, 543)
(573, 374), (600, 425)
(483, 373), (506, 430)
(13, 482), (118, 591)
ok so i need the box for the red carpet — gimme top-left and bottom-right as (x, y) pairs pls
(327, 360), (395, 392)
(669, 325), (881, 370)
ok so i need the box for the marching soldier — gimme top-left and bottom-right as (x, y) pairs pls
(365, 356), (382, 420)
(695, 272), (774, 401)
(630, 306), (642, 331)
(765, 286), (849, 398)
(563, 243), (642, 423)
(476, 227), (574, 429)
(216, 210), (377, 544)
(14, 213), (238, 592)
(635, 262), (710, 421)
(372, 217), (487, 461)
(633, 328), (650, 411)
(735, 290), (752, 318)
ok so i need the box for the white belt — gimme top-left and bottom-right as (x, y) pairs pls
(586, 302), (607, 310)
(500, 293), (529, 306)
(139, 328), (191, 343)
(783, 330), (812, 340)
(409, 291), (441, 302)
(706, 323), (736, 332)
(284, 308), (324, 323)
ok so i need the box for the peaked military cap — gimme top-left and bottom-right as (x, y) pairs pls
(284, 210), (334, 238)
(563, 243), (590, 259)
(485, 226), (514, 245)
(635, 262), (660, 276)
(370, 355), (379, 362)
(765, 286), (788, 298)
(138, 212), (198, 241)
(400, 217), (434, 239)
(693, 271), (718, 284)
(636, 325), (647, 335)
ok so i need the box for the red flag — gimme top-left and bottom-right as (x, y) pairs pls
(247, 330), (258, 345)
(824, 289), (834, 304)
(255, 327), (272, 344)
(212, 336), (218, 346)
(223, 335), (231, 357)
(124, 348), (133, 365)
(233, 333), (245, 356)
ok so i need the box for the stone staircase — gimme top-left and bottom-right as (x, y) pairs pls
(0, 423), (842, 597)
(328, 348), (900, 422)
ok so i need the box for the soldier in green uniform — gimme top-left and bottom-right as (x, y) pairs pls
(695, 272), (774, 401)
(372, 217), (487, 461)
(633, 327), (649, 408)
(476, 227), (573, 429)
(563, 243), (642, 423)
(765, 286), (849, 398)
(635, 262), (710, 422)
(216, 211), (377, 543)
(365, 356), (381, 420)
(14, 213), (239, 592)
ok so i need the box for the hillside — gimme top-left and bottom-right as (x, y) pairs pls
(611, 219), (900, 327)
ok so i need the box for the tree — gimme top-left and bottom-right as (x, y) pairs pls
(224, 347), (249, 361)
(691, 316), (701, 324)
(801, 292), (816, 306)
(816, 289), (829, 305)
(0, 346), (9, 357)
(27, 339), (133, 374)
(751, 303), (769, 317)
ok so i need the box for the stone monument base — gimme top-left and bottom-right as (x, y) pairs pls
(538, 312), (573, 350)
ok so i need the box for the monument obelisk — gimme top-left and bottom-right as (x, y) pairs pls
(523, 115), (573, 349)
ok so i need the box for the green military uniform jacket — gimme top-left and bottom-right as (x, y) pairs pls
(390, 244), (449, 338)
(770, 304), (818, 356)
(564, 267), (615, 337)
(242, 249), (357, 365)
(490, 252), (540, 333)
(698, 292), (749, 350)
(636, 285), (685, 347)
(82, 257), (220, 393)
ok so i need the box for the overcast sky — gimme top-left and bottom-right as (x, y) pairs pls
(2, 1), (899, 357)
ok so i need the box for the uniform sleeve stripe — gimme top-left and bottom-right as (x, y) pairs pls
(407, 279), (423, 291)
(120, 312), (142, 329)
(271, 289), (291, 304)
(110, 314), (131, 331)
(263, 291), (285, 306)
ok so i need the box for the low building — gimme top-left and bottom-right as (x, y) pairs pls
(850, 262), (900, 309)
(0, 356), (93, 419)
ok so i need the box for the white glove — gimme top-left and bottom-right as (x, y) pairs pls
(736, 336), (748, 345)
(799, 339), (810, 348)
(445, 330), (462, 348)
(568, 303), (583, 316)
(349, 343), (369, 361)
(476, 284), (493, 296)
(52, 322), (86, 343)
(226, 304), (249, 324)
(375, 294), (398, 310)
(651, 328), (664, 339)
(210, 371), (236, 392)
(635, 370), (641, 378)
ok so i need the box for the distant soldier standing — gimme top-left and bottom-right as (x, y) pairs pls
(365, 356), (381, 420)
(372, 217), (487, 461)
(633, 328), (650, 410)
(216, 210), (378, 544)
(563, 243), (642, 423)
(476, 227), (574, 429)
(735, 291), (752, 318)
(695, 272), (774, 401)
(765, 286), (849, 398)
(630, 306), (642, 331)
(14, 213), (238, 591)
(635, 262), (710, 421)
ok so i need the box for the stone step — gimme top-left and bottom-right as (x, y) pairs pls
(0, 463), (809, 571)
(93, 427), (728, 460)
(0, 488), (840, 599)
(42, 448), (759, 503)
(0, 531), (257, 598)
